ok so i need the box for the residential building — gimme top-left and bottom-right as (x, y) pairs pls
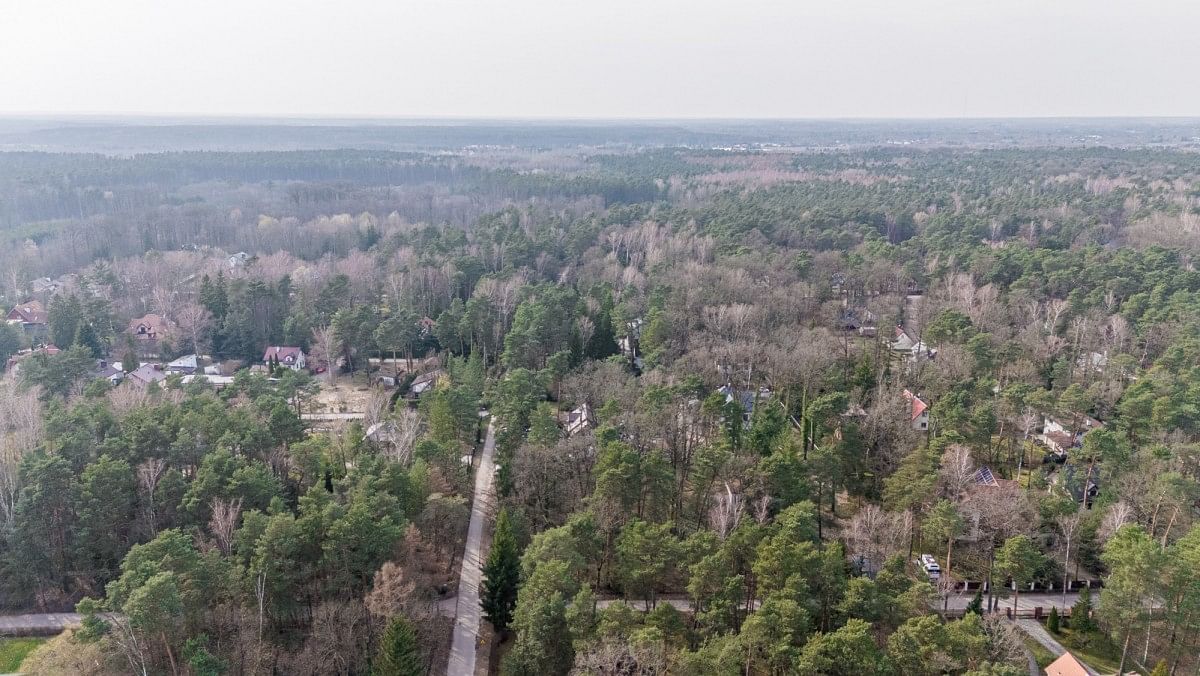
(1044, 651), (1089, 676)
(180, 374), (235, 390)
(418, 316), (437, 337)
(564, 403), (595, 436)
(902, 389), (930, 431)
(1078, 350), (1108, 374)
(5, 343), (60, 373)
(128, 313), (175, 356)
(890, 326), (916, 352)
(29, 277), (60, 295)
(127, 363), (168, 388)
(96, 359), (124, 385)
(409, 368), (446, 397)
(971, 466), (1018, 491)
(1042, 414), (1104, 451)
(6, 300), (48, 334)
(837, 307), (877, 336)
(717, 384), (771, 423)
(262, 346), (306, 371)
(166, 354), (200, 375)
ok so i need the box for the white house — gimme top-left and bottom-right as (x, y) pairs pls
(408, 369), (446, 396)
(564, 403), (595, 436)
(263, 346), (306, 371)
(180, 374), (236, 390)
(1042, 414), (1103, 450)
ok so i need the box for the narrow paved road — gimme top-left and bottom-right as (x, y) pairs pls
(446, 421), (496, 676)
(0, 612), (83, 636)
(299, 412), (365, 421)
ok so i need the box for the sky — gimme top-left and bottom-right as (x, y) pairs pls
(1, 0), (1197, 119)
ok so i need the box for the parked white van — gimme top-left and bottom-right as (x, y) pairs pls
(919, 554), (941, 580)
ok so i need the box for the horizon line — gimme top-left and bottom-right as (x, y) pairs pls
(2, 112), (1200, 125)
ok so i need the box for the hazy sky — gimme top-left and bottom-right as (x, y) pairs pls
(2, 0), (1197, 119)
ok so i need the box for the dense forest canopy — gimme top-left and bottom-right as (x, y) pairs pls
(2, 120), (1200, 675)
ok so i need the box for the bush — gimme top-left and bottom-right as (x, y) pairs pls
(1047, 606), (1060, 634)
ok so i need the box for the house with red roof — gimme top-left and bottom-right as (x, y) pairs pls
(128, 313), (175, 356)
(1044, 651), (1093, 676)
(902, 389), (930, 431)
(6, 300), (48, 339)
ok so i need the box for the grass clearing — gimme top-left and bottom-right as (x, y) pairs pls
(1021, 635), (1056, 669)
(1056, 626), (1133, 675)
(0, 637), (45, 673)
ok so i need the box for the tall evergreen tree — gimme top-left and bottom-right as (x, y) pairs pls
(121, 334), (140, 373)
(199, 273), (229, 320)
(0, 322), (22, 369)
(481, 508), (521, 634)
(74, 320), (104, 358)
(48, 293), (84, 347)
(374, 616), (422, 676)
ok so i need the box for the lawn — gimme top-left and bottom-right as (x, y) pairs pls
(1055, 626), (1135, 675)
(0, 637), (44, 673)
(1022, 636), (1056, 670)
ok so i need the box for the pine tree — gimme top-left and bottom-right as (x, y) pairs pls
(481, 508), (521, 634)
(74, 321), (103, 358)
(1071, 586), (1095, 632)
(121, 348), (138, 374)
(48, 294), (84, 348)
(374, 616), (422, 676)
(1047, 606), (1060, 633)
(965, 589), (983, 615)
(200, 273), (229, 320)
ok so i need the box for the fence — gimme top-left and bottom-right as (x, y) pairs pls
(943, 606), (1075, 620)
(948, 579), (1103, 593)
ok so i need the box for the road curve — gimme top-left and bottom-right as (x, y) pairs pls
(446, 420), (496, 676)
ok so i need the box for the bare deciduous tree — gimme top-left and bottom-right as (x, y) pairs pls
(136, 458), (167, 537)
(311, 325), (338, 385)
(1056, 511), (1083, 604)
(1099, 501), (1134, 542)
(709, 482), (743, 539)
(844, 504), (910, 573)
(0, 382), (42, 528)
(209, 497), (243, 556)
(108, 383), (152, 417)
(939, 445), (976, 500)
(174, 302), (212, 355)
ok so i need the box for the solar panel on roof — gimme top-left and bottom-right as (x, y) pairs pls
(974, 466), (997, 486)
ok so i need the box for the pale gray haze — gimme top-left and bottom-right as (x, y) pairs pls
(2, 0), (1197, 118)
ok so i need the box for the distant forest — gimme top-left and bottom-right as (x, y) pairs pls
(3, 121), (1200, 675)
